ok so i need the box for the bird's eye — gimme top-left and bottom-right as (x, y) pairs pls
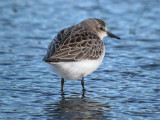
(100, 27), (103, 30)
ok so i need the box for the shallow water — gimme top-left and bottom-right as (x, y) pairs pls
(0, 0), (160, 120)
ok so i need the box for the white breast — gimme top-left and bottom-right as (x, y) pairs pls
(48, 48), (105, 80)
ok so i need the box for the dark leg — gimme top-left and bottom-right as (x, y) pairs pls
(81, 76), (85, 91)
(61, 78), (64, 91)
(82, 89), (85, 98)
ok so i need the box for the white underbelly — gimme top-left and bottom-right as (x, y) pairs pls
(48, 49), (105, 80)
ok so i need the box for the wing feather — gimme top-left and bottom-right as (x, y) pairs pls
(43, 26), (104, 62)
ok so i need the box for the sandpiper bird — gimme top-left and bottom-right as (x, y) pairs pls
(43, 18), (120, 91)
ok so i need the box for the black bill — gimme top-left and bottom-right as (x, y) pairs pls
(107, 31), (120, 39)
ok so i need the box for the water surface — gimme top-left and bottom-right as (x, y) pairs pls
(0, 0), (160, 119)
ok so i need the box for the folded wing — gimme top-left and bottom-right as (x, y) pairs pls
(43, 27), (104, 62)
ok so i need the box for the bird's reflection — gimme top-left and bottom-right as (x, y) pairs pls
(61, 90), (85, 99)
(44, 91), (111, 120)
